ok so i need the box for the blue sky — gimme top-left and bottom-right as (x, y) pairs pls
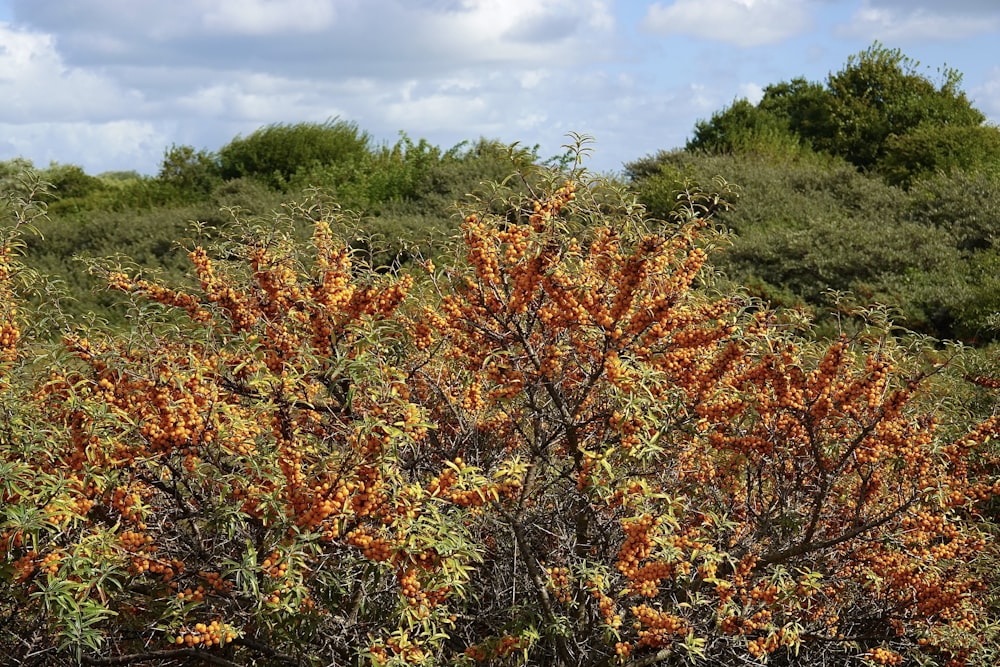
(1, 0), (999, 176)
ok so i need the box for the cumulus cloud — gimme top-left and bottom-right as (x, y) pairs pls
(0, 24), (146, 123)
(0, 0), (626, 173)
(5, 0), (992, 177)
(173, 76), (349, 122)
(200, 0), (339, 35)
(641, 0), (812, 47)
(971, 67), (1000, 123)
(838, 0), (1000, 41)
(860, 0), (999, 13)
(0, 120), (169, 173)
(738, 82), (765, 105)
(8, 0), (616, 76)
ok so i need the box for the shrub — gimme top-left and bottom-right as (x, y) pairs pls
(159, 144), (223, 197)
(908, 170), (1000, 253)
(881, 124), (1000, 188)
(1, 156), (999, 666)
(218, 119), (372, 189)
(625, 150), (1000, 341)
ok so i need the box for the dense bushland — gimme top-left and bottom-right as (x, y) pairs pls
(3, 127), (544, 328)
(627, 44), (1000, 343)
(2, 145), (1000, 666)
(6, 45), (999, 345)
(3, 43), (1000, 663)
(626, 151), (1000, 341)
(686, 44), (997, 186)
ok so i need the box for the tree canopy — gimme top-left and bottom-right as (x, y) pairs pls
(218, 119), (373, 189)
(687, 43), (992, 186)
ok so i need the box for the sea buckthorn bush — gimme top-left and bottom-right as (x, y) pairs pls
(1, 147), (999, 666)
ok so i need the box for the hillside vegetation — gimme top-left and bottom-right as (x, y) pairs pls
(1, 44), (1000, 667)
(4, 46), (1000, 343)
(1, 129), (545, 328)
(628, 44), (1000, 343)
(2, 142), (1000, 667)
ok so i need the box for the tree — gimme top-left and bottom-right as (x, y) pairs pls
(218, 119), (372, 189)
(2, 155), (999, 666)
(820, 43), (985, 171)
(684, 44), (990, 183)
(158, 144), (222, 195)
(687, 98), (803, 157)
(757, 77), (831, 143)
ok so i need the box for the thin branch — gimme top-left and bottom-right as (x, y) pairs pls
(81, 647), (241, 666)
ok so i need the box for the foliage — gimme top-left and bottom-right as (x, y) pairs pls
(2, 152), (1000, 666)
(820, 44), (984, 172)
(881, 124), (1000, 188)
(288, 136), (540, 213)
(907, 170), (1000, 254)
(0, 158), (40, 195)
(6, 132), (555, 328)
(626, 149), (1000, 342)
(39, 164), (107, 203)
(756, 77), (831, 144)
(686, 44), (990, 186)
(159, 145), (223, 197)
(687, 98), (810, 159)
(218, 119), (372, 189)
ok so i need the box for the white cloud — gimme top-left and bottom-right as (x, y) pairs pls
(9, 0), (992, 179)
(0, 24), (145, 123)
(403, 0), (616, 68)
(518, 70), (549, 90)
(688, 83), (716, 113)
(383, 90), (494, 133)
(641, 0), (812, 47)
(739, 82), (765, 105)
(861, 0), (999, 13)
(838, 1), (1000, 41)
(172, 73), (347, 122)
(7, 0), (617, 76)
(0, 0), (624, 173)
(199, 0), (339, 35)
(0, 120), (168, 173)
(971, 67), (1000, 123)
(515, 112), (547, 130)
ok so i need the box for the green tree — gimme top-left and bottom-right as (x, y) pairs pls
(881, 123), (1000, 187)
(158, 144), (222, 195)
(687, 98), (803, 157)
(218, 119), (372, 189)
(757, 77), (831, 142)
(820, 43), (985, 170)
(43, 164), (101, 198)
(685, 44), (991, 184)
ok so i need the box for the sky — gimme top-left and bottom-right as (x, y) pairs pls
(1, 0), (999, 177)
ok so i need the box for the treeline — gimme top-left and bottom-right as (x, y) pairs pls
(3, 43), (1000, 343)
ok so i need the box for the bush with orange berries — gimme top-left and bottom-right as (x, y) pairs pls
(1, 145), (999, 666)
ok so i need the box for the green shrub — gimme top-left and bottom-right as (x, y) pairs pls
(218, 118), (372, 188)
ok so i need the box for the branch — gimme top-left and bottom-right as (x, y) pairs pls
(502, 510), (576, 667)
(624, 648), (673, 667)
(232, 637), (304, 665)
(757, 493), (918, 566)
(81, 648), (241, 666)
